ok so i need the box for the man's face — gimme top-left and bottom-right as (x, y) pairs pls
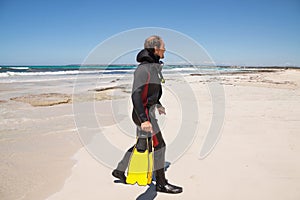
(154, 40), (165, 59)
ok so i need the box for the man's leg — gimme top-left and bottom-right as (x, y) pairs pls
(148, 109), (167, 185)
(114, 146), (134, 173)
(150, 109), (183, 194)
(153, 131), (167, 185)
(153, 131), (182, 193)
(113, 127), (150, 182)
(112, 145), (134, 183)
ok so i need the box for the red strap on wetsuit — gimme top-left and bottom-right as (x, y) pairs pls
(145, 108), (159, 147)
(152, 134), (159, 147)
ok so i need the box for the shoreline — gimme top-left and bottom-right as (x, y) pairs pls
(0, 101), (83, 200)
(44, 147), (83, 200)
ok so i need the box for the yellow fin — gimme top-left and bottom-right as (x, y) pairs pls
(126, 148), (149, 186)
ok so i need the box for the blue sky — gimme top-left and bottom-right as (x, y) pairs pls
(1, 0), (299, 66)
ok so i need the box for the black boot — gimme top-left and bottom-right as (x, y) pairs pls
(156, 180), (183, 194)
(112, 169), (126, 183)
(155, 168), (183, 194)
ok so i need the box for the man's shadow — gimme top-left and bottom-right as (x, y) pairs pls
(135, 161), (171, 200)
(113, 161), (171, 200)
(136, 183), (157, 200)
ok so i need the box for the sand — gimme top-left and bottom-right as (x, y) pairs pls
(1, 69), (300, 200)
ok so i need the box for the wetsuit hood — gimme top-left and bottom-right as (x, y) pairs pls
(136, 49), (160, 64)
(136, 48), (165, 83)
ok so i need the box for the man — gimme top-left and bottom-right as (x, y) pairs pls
(112, 35), (183, 194)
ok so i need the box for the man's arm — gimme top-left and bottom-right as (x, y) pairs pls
(156, 86), (163, 107)
(131, 67), (149, 124)
(156, 85), (166, 115)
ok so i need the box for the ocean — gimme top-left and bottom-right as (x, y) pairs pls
(0, 64), (293, 84)
(0, 64), (260, 77)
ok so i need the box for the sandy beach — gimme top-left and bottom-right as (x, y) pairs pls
(1, 68), (300, 200)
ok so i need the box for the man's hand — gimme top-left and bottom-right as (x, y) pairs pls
(157, 106), (166, 115)
(141, 121), (153, 133)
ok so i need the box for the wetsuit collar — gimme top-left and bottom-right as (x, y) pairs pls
(136, 49), (160, 64)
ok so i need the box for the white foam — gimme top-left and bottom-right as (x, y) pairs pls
(0, 73), (9, 77)
(8, 67), (30, 70)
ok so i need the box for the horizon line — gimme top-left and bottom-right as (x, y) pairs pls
(0, 64), (299, 68)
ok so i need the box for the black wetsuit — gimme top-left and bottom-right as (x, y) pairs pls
(115, 48), (167, 186)
(132, 48), (163, 126)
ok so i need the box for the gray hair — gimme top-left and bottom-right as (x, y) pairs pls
(144, 35), (162, 49)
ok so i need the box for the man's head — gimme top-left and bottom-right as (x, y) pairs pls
(144, 35), (165, 59)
